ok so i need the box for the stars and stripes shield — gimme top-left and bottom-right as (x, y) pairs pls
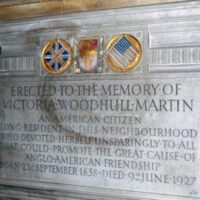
(105, 34), (142, 72)
(42, 38), (72, 74)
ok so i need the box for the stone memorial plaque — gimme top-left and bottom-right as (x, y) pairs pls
(0, 1), (200, 200)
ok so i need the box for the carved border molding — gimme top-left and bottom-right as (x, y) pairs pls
(0, 0), (188, 20)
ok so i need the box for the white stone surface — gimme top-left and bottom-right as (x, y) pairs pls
(0, 1), (200, 200)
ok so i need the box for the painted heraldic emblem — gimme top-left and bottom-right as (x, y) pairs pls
(105, 34), (142, 72)
(79, 39), (98, 73)
(42, 38), (72, 74)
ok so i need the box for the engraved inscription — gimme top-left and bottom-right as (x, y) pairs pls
(0, 79), (199, 198)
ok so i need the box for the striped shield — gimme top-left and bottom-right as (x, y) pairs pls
(107, 36), (138, 68)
